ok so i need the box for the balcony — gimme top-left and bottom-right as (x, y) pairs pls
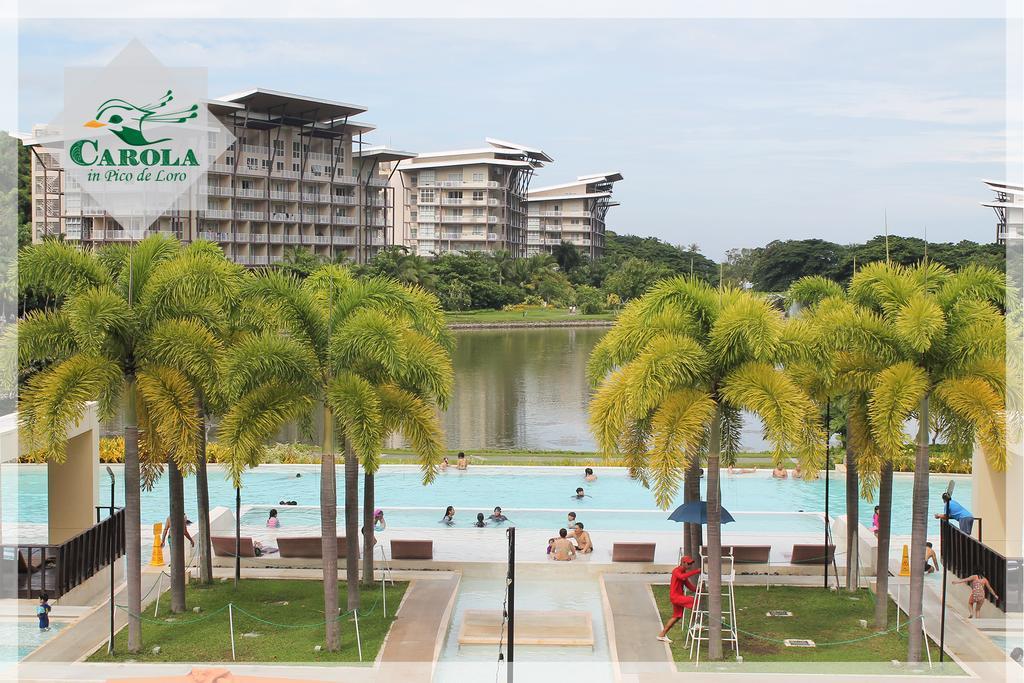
(269, 233), (284, 244)
(271, 212), (299, 222)
(272, 168), (301, 179)
(315, 215), (331, 225)
(333, 174), (358, 185)
(300, 193), (325, 202)
(250, 233), (268, 243)
(528, 210), (592, 218)
(439, 215), (497, 224)
(234, 233), (252, 243)
(199, 231), (231, 241)
(333, 235), (356, 245)
(270, 190), (300, 201)
(236, 165), (266, 177)
(441, 198), (464, 205)
(307, 151), (333, 163)
(366, 218), (387, 227)
(235, 210), (265, 221)
(241, 144), (270, 156)
(202, 185), (234, 197)
(333, 195), (357, 205)
(432, 180), (499, 189)
(284, 234), (302, 244)
(235, 188), (267, 199)
(367, 177), (389, 187)
(300, 213), (317, 223)
(209, 163), (233, 174)
(333, 216), (358, 226)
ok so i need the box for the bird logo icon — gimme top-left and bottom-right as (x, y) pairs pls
(83, 89), (198, 147)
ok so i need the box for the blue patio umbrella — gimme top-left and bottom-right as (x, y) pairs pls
(667, 500), (735, 525)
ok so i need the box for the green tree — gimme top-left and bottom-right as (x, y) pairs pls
(17, 236), (216, 650)
(845, 261), (1006, 661)
(602, 257), (671, 301)
(219, 266), (452, 651)
(573, 285), (604, 314)
(587, 277), (818, 659)
(532, 269), (574, 306)
(552, 241), (582, 272)
(277, 246), (323, 278)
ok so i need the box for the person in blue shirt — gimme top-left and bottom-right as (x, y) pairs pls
(934, 493), (974, 535)
(37, 593), (51, 631)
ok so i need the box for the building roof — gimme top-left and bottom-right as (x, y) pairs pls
(397, 158), (534, 171)
(353, 146), (417, 162)
(217, 88), (368, 120)
(486, 137), (554, 163)
(527, 191), (613, 202)
(982, 179), (1023, 192)
(529, 171), (623, 196)
(577, 171), (624, 183)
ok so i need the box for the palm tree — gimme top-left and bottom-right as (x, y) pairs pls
(552, 241), (582, 272)
(587, 276), (818, 659)
(18, 236), (211, 650)
(218, 265), (452, 651)
(491, 249), (514, 287)
(847, 261), (1006, 662)
(138, 241), (248, 587)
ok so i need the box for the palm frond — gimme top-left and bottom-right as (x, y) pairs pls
(64, 286), (135, 355)
(648, 388), (715, 508)
(223, 331), (320, 401)
(19, 241), (110, 299)
(867, 361), (929, 459)
(136, 365), (200, 469)
(376, 384), (444, 482)
(325, 371), (383, 464)
(894, 292), (946, 353)
(17, 310), (77, 368)
(934, 376), (1006, 471)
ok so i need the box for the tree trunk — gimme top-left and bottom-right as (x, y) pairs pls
(168, 457), (186, 613)
(706, 406), (723, 660)
(682, 463), (693, 561)
(321, 407), (340, 651)
(845, 438), (860, 592)
(345, 440), (360, 610)
(907, 394), (930, 662)
(195, 412), (213, 584)
(684, 457), (702, 560)
(362, 471), (375, 586)
(123, 378), (142, 652)
(874, 461), (894, 629)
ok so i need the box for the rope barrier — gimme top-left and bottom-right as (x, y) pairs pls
(725, 615), (924, 647)
(114, 603), (230, 625)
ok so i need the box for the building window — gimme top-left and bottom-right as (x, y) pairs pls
(472, 172), (484, 182)
(273, 139), (284, 154)
(292, 163), (300, 172)
(473, 207), (484, 216)
(276, 161), (284, 171)
(447, 172), (462, 182)
(447, 191), (462, 200)
(419, 189), (435, 203)
(293, 141), (301, 156)
(472, 190), (484, 201)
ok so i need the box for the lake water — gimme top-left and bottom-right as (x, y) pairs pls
(440, 327), (770, 452)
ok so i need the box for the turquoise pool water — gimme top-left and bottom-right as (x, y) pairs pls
(0, 621), (65, 661)
(4, 464), (970, 539)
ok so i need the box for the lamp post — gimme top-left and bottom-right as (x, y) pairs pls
(939, 481), (954, 662)
(823, 400), (830, 589)
(105, 466), (116, 655)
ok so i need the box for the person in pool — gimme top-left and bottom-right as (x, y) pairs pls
(37, 593), (51, 632)
(474, 513), (487, 528)
(440, 456), (449, 471)
(441, 506), (455, 526)
(457, 452), (468, 470)
(584, 467), (597, 482)
(373, 509), (386, 532)
(574, 487), (586, 499)
(572, 522), (593, 553)
(772, 464), (788, 479)
(549, 528), (576, 561)
(266, 509), (280, 528)
(489, 507), (508, 523)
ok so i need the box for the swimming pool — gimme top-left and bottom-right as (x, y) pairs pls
(0, 620), (66, 661)
(4, 464), (970, 541)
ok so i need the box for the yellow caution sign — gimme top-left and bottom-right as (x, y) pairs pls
(149, 522), (165, 566)
(899, 544), (911, 576)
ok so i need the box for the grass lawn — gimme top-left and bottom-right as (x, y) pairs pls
(445, 307), (615, 324)
(652, 585), (944, 664)
(380, 448), (778, 467)
(89, 578), (407, 663)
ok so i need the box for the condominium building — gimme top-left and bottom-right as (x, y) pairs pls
(982, 179), (1023, 245)
(389, 139), (553, 258)
(526, 172), (622, 259)
(27, 88), (413, 265)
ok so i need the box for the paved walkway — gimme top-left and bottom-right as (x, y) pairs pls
(601, 574), (675, 680)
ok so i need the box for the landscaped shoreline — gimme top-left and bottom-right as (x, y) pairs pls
(448, 319), (615, 329)
(444, 306), (616, 327)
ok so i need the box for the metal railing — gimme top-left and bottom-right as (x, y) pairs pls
(940, 520), (1008, 612)
(2, 507), (125, 599)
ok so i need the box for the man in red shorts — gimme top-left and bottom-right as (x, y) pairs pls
(657, 555), (700, 642)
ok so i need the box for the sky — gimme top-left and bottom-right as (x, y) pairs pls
(14, 18), (1015, 261)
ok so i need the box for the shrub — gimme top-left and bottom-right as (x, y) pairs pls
(470, 281), (521, 310)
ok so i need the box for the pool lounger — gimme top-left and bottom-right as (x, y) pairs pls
(789, 543), (835, 564)
(277, 536), (354, 559)
(211, 535), (255, 558)
(391, 539), (433, 560)
(611, 542), (656, 562)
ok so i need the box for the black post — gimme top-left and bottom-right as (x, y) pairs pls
(824, 399), (830, 589)
(234, 486), (241, 588)
(507, 526), (515, 683)
(106, 466), (115, 655)
(939, 497), (950, 662)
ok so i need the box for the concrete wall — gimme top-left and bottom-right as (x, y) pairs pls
(971, 443), (1022, 558)
(48, 430), (100, 544)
